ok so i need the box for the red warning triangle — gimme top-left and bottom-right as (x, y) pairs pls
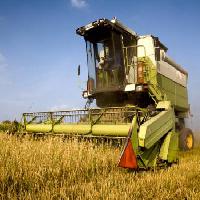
(118, 138), (138, 169)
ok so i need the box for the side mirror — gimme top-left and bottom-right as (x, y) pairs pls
(77, 65), (80, 76)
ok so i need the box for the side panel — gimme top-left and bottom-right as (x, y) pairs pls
(157, 61), (187, 87)
(159, 131), (179, 163)
(138, 107), (174, 149)
(157, 73), (188, 111)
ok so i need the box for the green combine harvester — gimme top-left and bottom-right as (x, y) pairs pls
(22, 18), (194, 170)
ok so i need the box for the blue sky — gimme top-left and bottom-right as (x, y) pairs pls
(0, 0), (200, 130)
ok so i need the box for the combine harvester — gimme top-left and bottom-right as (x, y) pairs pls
(22, 18), (194, 170)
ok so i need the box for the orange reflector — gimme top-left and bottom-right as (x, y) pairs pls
(118, 138), (138, 169)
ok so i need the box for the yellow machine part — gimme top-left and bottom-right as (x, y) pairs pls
(25, 123), (131, 137)
(186, 133), (193, 149)
(53, 124), (91, 135)
(26, 124), (53, 133)
(92, 125), (130, 136)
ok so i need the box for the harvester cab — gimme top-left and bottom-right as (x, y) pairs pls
(76, 18), (133, 97)
(22, 18), (194, 170)
(77, 18), (165, 108)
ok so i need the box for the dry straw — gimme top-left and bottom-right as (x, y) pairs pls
(0, 133), (200, 199)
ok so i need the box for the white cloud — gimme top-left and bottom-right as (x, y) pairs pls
(70, 0), (87, 8)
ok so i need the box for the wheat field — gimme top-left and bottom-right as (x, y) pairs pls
(0, 133), (199, 200)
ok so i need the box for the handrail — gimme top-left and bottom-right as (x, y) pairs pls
(122, 45), (147, 78)
(123, 45), (147, 57)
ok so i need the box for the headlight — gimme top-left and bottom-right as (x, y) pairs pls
(136, 85), (143, 92)
(82, 91), (88, 99)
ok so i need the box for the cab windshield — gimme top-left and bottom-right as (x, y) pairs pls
(86, 30), (124, 92)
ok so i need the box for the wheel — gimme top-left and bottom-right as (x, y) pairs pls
(179, 128), (194, 151)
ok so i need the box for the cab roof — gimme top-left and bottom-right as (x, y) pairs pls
(76, 18), (137, 38)
(76, 18), (168, 51)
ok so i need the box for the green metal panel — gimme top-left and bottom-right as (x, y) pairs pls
(156, 101), (171, 110)
(92, 124), (130, 136)
(138, 107), (174, 149)
(137, 142), (161, 168)
(138, 56), (166, 102)
(53, 124), (91, 135)
(159, 131), (172, 160)
(167, 131), (179, 163)
(157, 74), (188, 111)
(26, 124), (52, 133)
(130, 116), (139, 154)
(137, 57), (157, 85)
(154, 130), (178, 163)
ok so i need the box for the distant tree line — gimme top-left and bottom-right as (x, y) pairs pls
(0, 120), (20, 134)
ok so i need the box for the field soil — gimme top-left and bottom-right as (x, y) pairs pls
(0, 133), (200, 199)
